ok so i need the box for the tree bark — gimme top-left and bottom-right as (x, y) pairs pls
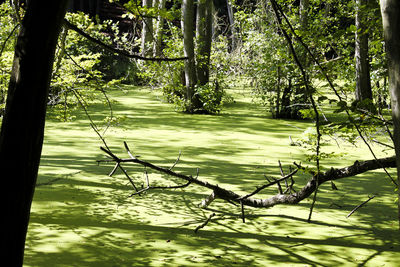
(299, 0), (309, 29)
(182, 0), (199, 112)
(226, 0), (238, 51)
(380, 0), (400, 229)
(196, 0), (213, 86)
(355, 0), (372, 101)
(141, 0), (154, 57)
(153, 0), (166, 57)
(299, 0), (309, 66)
(0, 0), (68, 264)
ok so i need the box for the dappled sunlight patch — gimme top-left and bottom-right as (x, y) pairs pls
(25, 86), (400, 266)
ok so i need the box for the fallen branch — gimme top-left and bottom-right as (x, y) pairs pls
(98, 143), (396, 210)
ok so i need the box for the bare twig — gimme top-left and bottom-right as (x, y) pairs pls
(356, 108), (393, 125)
(71, 89), (111, 150)
(124, 141), (140, 160)
(239, 169), (299, 200)
(379, 113), (394, 143)
(372, 139), (394, 149)
(108, 162), (119, 176)
(118, 163), (139, 192)
(169, 151), (182, 170)
(275, 178), (283, 194)
(130, 180), (191, 196)
(0, 23), (19, 57)
(346, 195), (375, 218)
(279, 160), (289, 189)
(64, 48), (115, 138)
(100, 146), (139, 191)
(194, 213), (216, 233)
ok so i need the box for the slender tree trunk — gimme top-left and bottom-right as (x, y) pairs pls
(299, 0), (309, 32)
(355, 0), (372, 101)
(0, 0), (68, 264)
(53, 25), (68, 75)
(226, 0), (237, 51)
(153, 0), (166, 57)
(182, 0), (198, 112)
(196, 0), (213, 86)
(298, 0), (309, 95)
(380, 0), (400, 230)
(299, 0), (309, 65)
(141, 0), (154, 57)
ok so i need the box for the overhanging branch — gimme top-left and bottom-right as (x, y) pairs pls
(63, 19), (188, 62)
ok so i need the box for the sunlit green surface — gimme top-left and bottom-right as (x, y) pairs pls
(25, 86), (399, 266)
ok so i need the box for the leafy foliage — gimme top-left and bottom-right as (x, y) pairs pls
(49, 12), (130, 121)
(0, 2), (18, 115)
(139, 21), (229, 114)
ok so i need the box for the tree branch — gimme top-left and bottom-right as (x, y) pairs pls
(63, 19), (187, 62)
(238, 169), (298, 200)
(98, 144), (396, 209)
(346, 195), (375, 218)
(194, 213), (215, 233)
(0, 23), (19, 57)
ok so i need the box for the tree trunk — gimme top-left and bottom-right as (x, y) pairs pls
(141, 0), (154, 57)
(299, 0), (309, 66)
(355, 0), (372, 101)
(296, 0), (310, 107)
(226, 0), (238, 51)
(299, 0), (309, 32)
(380, 0), (400, 230)
(182, 0), (199, 112)
(196, 0), (213, 86)
(153, 0), (166, 57)
(0, 0), (68, 264)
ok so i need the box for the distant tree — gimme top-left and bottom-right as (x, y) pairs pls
(0, 0), (68, 264)
(141, 0), (154, 56)
(153, 0), (166, 57)
(196, 0), (213, 86)
(182, 0), (201, 112)
(355, 0), (372, 101)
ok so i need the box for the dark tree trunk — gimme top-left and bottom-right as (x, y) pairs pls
(355, 0), (372, 101)
(380, 0), (400, 230)
(182, 0), (200, 112)
(0, 0), (68, 264)
(196, 0), (213, 86)
(226, 0), (238, 51)
(276, 79), (293, 119)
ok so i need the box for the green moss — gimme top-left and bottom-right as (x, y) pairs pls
(25, 86), (399, 266)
